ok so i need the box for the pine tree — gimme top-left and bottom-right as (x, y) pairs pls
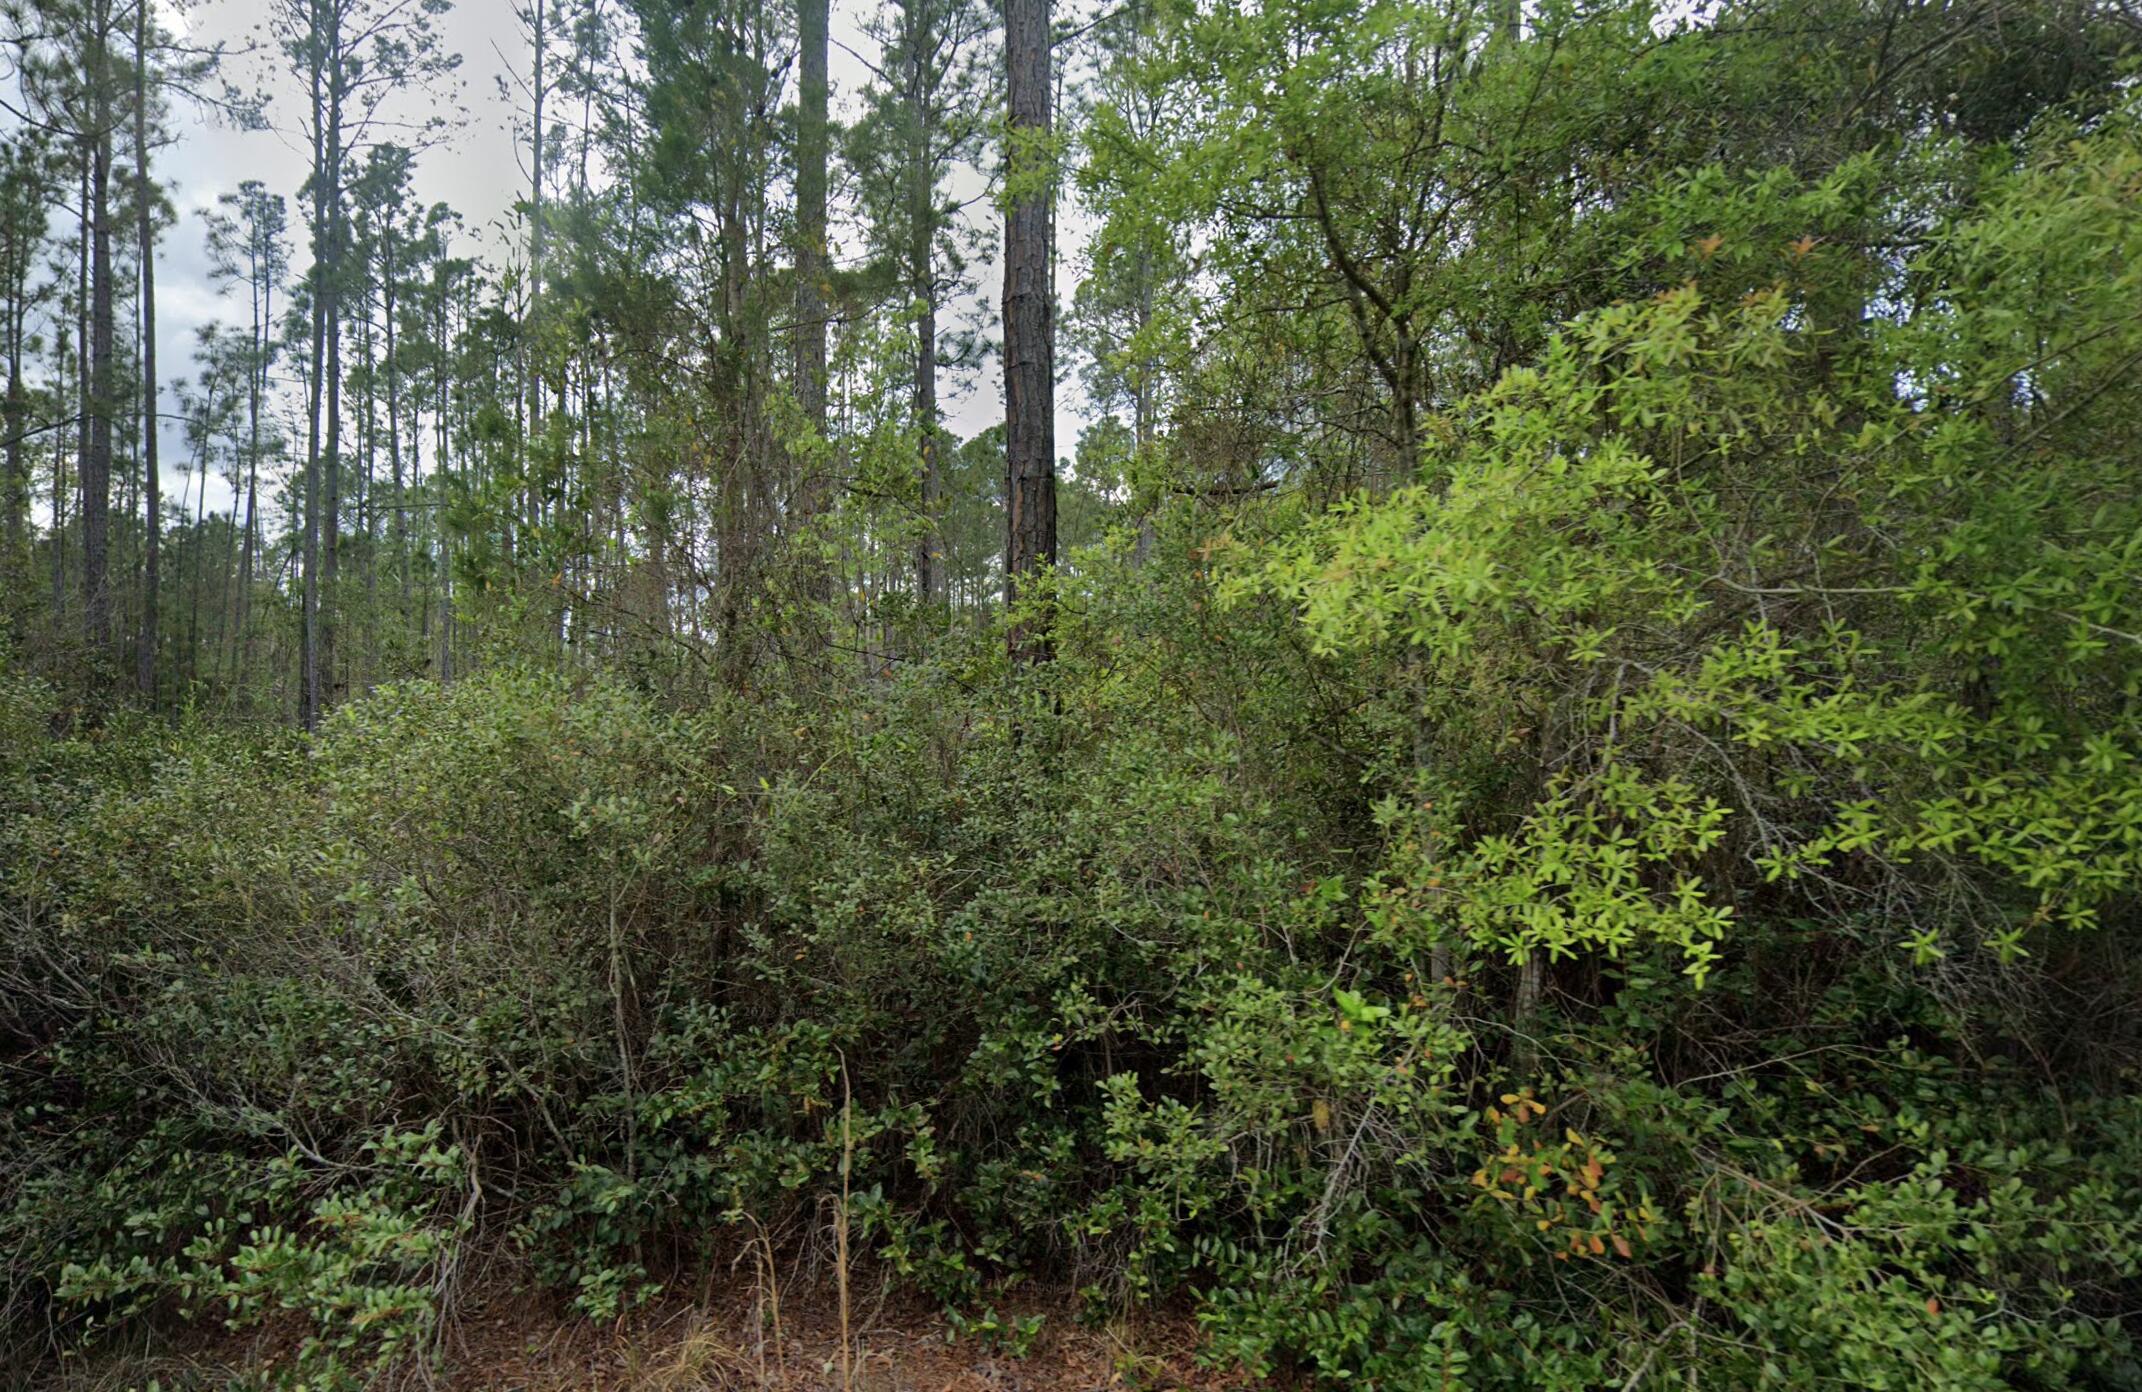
(1002, 0), (1054, 661)
(270, 0), (457, 728)
(204, 182), (287, 696)
(849, 0), (993, 609)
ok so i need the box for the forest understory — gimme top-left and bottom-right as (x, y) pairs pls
(5, 0), (2142, 1387)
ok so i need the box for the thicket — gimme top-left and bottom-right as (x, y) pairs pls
(6, 0), (2142, 1388)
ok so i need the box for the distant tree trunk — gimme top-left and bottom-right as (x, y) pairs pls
(185, 387), (210, 683)
(794, 0), (829, 607)
(49, 350), (67, 619)
(909, 24), (939, 607)
(83, 56), (115, 657)
(300, 50), (325, 730)
(61, 167), (87, 622)
(385, 230), (406, 630)
(530, 0), (544, 265)
(525, 0), (550, 637)
(1003, 0), (1055, 662)
(234, 246), (266, 693)
(3, 218), (24, 577)
(135, 0), (159, 699)
(324, 195), (343, 708)
(360, 271), (376, 684)
(435, 272), (453, 684)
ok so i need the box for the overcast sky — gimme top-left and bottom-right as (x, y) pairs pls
(142, 0), (1093, 519)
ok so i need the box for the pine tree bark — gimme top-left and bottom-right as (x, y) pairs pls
(84, 151), (114, 652)
(1002, 0), (1054, 662)
(62, 154), (88, 623)
(82, 5), (116, 656)
(794, 0), (830, 609)
(323, 140), (343, 708)
(908, 21), (939, 607)
(3, 202), (25, 577)
(135, 0), (159, 699)
(300, 46), (325, 730)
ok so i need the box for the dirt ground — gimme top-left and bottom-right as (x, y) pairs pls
(40, 1281), (1264, 1392)
(425, 1282), (1255, 1392)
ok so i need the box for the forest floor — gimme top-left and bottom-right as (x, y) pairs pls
(42, 1278), (1255, 1391)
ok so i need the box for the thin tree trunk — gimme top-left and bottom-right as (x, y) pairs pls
(70, 10), (110, 655)
(235, 247), (265, 693)
(84, 48), (115, 658)
(386, 231), (406, 631)
(323, 183), (343, 709)
(435, 270), (453, 685)
(1513, 949), (1544, 1070)
(57, 235), (79, 619)
(135, 0), (159, 698)
(360, 275), (375, 684)
(3, 233), (23, 580)
(908, 26), (939, 608)
(794, 0), (829, 609)
(185, 387), (210, 683)
(528, 0), (546, 498)
(300, 50), (325, 730)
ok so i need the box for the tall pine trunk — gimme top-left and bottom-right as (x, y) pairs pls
(60, 157), (87, 624)
(384, 231), (406, 633)
(908, 25), (939, 608)
(3, 222), (24, 583)
(359, 274), (375, 683)
(300, 52), (325, 729)
(1003, 0), (1054, 661)
(135, 0), (160, 699)
(323, 136), (343, 709)
(793, 0), (829, 613)
(83, 38), (115, 658)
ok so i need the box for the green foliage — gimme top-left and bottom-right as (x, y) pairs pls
(7, 2), (2142, 1389)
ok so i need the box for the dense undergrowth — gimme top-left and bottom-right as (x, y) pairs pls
(7, 569), (2141, 1388)
(8, 7), (2142, 1391)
